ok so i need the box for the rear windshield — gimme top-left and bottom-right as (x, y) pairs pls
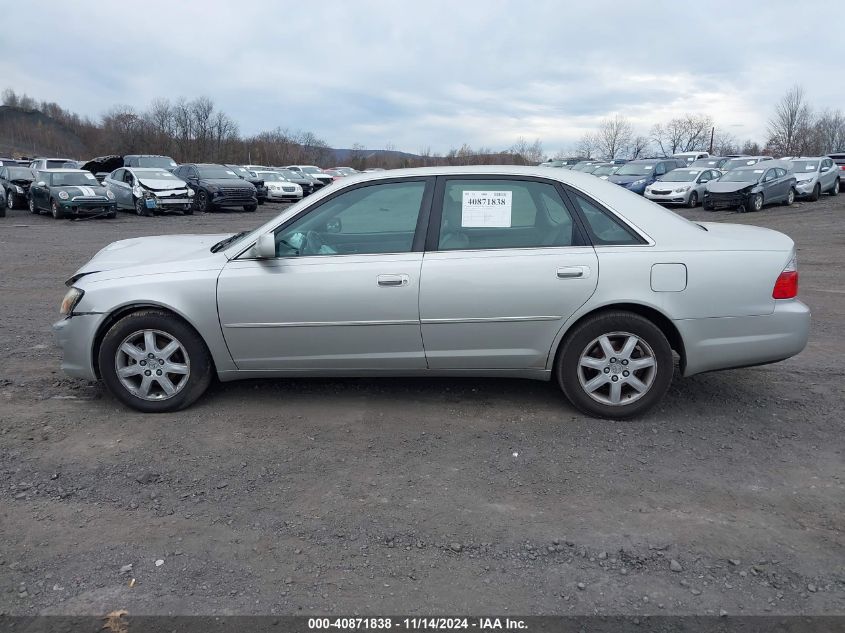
(137, 156), (177, 169)
(46, 160), (75, 169)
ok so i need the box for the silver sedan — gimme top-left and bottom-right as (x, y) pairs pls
(53, 166), (810, 419)
(644, 167), (722, 207)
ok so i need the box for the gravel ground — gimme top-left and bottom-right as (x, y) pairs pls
(0, 195), (843, 617)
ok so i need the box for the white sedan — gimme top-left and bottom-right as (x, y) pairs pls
(644, 168), (723, 208)
(254, 170), (303, 202)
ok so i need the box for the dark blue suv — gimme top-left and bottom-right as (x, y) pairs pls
(608, 158), (686, 195)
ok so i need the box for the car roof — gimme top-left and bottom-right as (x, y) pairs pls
(128, 167), (175, 172)
(42, 168), (88, 173)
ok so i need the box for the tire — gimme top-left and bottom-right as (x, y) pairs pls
(703, 202), (714, 211)
(782, 188), (795, 206)
(98, 309), (213, 413)
(196, 191), (211, 213)
(555, 311), (674, 419)
(135, 197), (152, 217)
(243, 204), (257, 212)
(183, 207), (194, 215)
(809, 183), (820, 202)
(28, 196), (39, 214)
(6, 190), (17, 210)
(687, 191), (698, 208)
(830, 179), (840, 196)
(51, 199), (64, 219)
(106, 210), (116, 219)
(749, 193), (763, 212)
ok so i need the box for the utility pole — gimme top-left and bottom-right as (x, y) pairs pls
(709, 127), (715, 154)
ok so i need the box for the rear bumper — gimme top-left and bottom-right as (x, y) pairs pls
(53, 313), (103, 380)
(677, 300), (811, 376)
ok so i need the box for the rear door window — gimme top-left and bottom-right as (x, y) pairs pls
(436, 179), (578, 251)
(569, 192), (645, 246)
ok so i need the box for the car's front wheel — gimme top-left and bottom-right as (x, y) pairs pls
(243, 204), (257, 212)
(687, 191), (698, 208)
(809, 183), (820, 202)
(556, 311), (674, 419)
(28, 196), (38, 214)
(51, 199), (64, 219)
(6, 190), (17, 210)
(196, 191), (211, 213)
(98, 310), (213, 413)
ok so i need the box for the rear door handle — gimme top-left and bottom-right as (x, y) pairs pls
(377, 274), (409, 287)
(557, 266), (590, 279)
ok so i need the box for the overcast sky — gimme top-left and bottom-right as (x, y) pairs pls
(1, 0), (840, 155)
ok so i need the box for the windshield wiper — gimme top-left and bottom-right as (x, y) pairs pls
(211, 230), (249, 253)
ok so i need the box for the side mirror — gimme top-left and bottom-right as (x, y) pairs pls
(326, 218), (342, 234)
(254, 233), (276, 258)
(821, 166), (830, 173)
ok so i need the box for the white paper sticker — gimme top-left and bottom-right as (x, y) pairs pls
(746, 160), (756, 165)
(806, 165), (815, 170)
(461, 190), (512, 228)
(753, 169), (764, 173)
(169, 161), (177, 167)
(226, 170), (236, 175)
(85, 173), (95, 179)
(643, 165), (653, 170)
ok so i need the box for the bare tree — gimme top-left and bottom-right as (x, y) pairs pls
(767, 85), (813, 156)
(596, 115), (633, 160)
(652, 114), (713, 156)
(627, 135), (651, 159)
(575, 132), (599, 159)
(509, 137), (544, 164)
(812, 109), (845, 154)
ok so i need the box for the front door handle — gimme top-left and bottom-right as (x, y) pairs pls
(377, 274), (409, 287)
(557, 266), (590, 279)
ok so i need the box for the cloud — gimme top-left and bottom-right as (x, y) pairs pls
(0, 0), (840, 154)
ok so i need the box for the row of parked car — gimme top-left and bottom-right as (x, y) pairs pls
(540, 151), (844, 212)
(0, 154), (364, 218)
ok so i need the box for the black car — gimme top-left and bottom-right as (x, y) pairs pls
(225, 165), (268, 205)
(273, 168), (316, 196)
(1, 165), (36, 210)
(124, 154), (178, 171)
(172, 163), (258, 212)
(28, 169), (117, 219)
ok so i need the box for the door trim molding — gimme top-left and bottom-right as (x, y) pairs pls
(224, 319), (420, 328)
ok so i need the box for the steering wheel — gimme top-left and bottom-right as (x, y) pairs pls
(301, 230), (325, 255)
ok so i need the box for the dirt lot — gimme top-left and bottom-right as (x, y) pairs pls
(0, 194), (843, 617)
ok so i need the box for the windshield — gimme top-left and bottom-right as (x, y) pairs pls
(278, 169), (300, 180)
(690, 159), (721, 168)
(46, 160), (75, 169)
(791, 160), (819, 172)
(50, 172), (100, 186)
(137, 156), (177, 169)
(8, 167), (35, 179)
(197, 166), (241, 179)
(591, 165), (616, 176)
(615, 163), (654, 176)
(723, 158), (759, 170)
(720, 169), (762, 182)
(301, 166), (323, 174)
(659, 170), (699, 182)
(257, 172), (283, 181)
(135, 169), (181, 181)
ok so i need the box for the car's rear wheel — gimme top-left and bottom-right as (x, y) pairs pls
(98, 310), (213, 413)
(51, 199), (64, 219)
(244, 204), (257, 212)
(809, 183), (820, 202)
(783, 188), (795, 206)
(556, 311), (673, 419)
(28, 196), (38, 214)
(687, 191), (698, 208)
(829, 179), (839, 196)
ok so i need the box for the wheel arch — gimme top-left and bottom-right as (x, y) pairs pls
(91, 302), (217, 379)
(549, 302), (686, 374)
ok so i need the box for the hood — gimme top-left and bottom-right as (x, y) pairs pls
(80, 155), (124, 174)
(794, 172), (817, 182)
(10, 176), (34, 185)
(200, 178), (255, 188)
(609, 174), (650, 185)
(56, 184), (109, 197)
(706, 181), (756, 193)
(68, 234), (231, 283)
(137, 176), (188, 191)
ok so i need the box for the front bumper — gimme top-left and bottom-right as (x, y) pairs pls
(211, 193), (258, 208)
(618, 181), (647, 195)
(61, 200), (117, 215)
(645, 189), (690, 204)
(794, 179), (818, 197)
(266, 189), (303, 202)
(148, 196), (193, 210)
(704, 191), (749, 210)
(676, 300), (810, 377)
(53, 313), (104, 380)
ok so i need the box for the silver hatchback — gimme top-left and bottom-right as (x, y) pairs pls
(54, 167), (810, 419)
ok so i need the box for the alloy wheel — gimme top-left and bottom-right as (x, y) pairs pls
(577, 331), (657, 406)
(114, 329), (191, 401)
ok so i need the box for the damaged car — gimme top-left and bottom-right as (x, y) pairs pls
(103, 167), (194, 216)
(28, 169), (116, 219)
(1, 165), (36, 210)
(704, 161), (796, 212)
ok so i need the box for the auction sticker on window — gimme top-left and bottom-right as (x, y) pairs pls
(461, 190), (512, 227)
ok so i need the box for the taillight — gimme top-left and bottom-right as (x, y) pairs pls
(772, 255), (798, 299)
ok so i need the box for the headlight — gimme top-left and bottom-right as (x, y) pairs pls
(59, 287), (84, 317)
(58, 191), (69, 200)
(106, 190), (115, 200)
(14, 185), (24, 194)
(631, 179), (646, 186)
(674, 186), (690, 193)
(186, 188), (194, 196)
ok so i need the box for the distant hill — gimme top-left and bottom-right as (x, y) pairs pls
(0, 105), (89, 158)
(329, 147), (421, 164)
